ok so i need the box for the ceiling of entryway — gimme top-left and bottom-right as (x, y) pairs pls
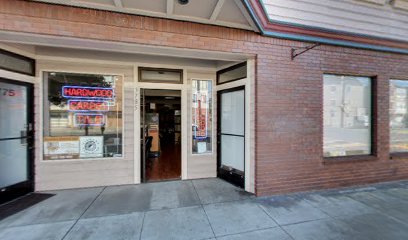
(31, 0), (258, 31)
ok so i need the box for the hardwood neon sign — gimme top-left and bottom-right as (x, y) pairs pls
(68, 100), (109, 112)
(62, 86), (114, 100)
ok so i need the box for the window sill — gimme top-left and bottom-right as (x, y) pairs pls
(390, 153), (408, 160)
(323, 155), (378, 164)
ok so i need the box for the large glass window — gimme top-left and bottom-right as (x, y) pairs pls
(323, 75), (372, 157)
(43, 72), (123, 160)
(390, 80), (408, 153)
(192, 80), (212, 154)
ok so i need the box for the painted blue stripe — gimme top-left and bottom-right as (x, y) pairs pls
(241, 0), (408, 55)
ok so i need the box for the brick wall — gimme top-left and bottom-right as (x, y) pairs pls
(1, 0), (408, 196)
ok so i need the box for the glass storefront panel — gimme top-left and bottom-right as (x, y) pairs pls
(192, 80), (212, 154)
(43, 72), (123, 160)
(390, 80), (408, 153)
(323, 74), (372, 157)
(0, 82), (27, 139)
(0, 80), (30, 188)
(0, 139), (28, 188)
(219, 89), (245, 171)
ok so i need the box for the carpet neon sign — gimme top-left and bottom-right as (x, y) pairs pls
(62, 86), (114, 100)
(68, 100), (109, 112)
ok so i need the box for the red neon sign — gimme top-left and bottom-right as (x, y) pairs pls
(68, 100), (109, 112)
(62, 86), (114, 99)
(74, 113), (105, 126)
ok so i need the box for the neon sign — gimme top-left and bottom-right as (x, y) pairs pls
(62, 86), (114, 100)
(68, 100), (109, 112)
(193, 93), (208, 139)
(74, 113), (105, 126)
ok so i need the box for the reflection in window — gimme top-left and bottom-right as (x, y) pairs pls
(43, 72), (123, 160)
(323, 75), (372, 157)
(390, 80), (408, 153)
(192, 80), (212, 154)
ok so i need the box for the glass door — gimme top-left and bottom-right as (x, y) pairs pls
(217, 86), (245, 188)
(0, 78), (34, 204)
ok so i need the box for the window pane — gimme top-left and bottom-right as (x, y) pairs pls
(217, 63), (246, 84)
(220, 90), (245, 136)
(43, 72), (123, 160)
(139, 68), (182, 83)
(390, 80), (408, 153)
(192, 80), (212, 154)
(0, 50), (34, 76)
(221, 135), (244, 172)
(323, 75), (371, 157)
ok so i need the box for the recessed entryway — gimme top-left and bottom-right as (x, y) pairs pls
(140, 89), (182, 182)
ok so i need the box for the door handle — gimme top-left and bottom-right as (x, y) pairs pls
(20, 130), (27, 144)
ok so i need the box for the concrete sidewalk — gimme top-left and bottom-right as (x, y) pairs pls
(0, 178), (407, 240)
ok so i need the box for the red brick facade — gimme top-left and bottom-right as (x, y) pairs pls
(1, 0), (408, 196)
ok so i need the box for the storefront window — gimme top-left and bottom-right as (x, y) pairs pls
(192, 80), (212, 154)
(390, 80), (408, 153)
(323, 74), (372, 157)
(43, 72), (123, 160)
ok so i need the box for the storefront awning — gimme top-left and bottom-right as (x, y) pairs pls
(30, 0), (258, 31)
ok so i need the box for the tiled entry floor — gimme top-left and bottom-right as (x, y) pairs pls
(0, 179), (407, 240)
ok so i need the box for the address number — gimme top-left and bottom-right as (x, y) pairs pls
(0, 88), (16, 96)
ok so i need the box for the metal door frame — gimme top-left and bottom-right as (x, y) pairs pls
(217, 85), (245, 188)
(0, 77), (34, 204)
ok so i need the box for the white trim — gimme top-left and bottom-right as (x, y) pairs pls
(167, 0), (174, 16)
(0, 43), (36, 59)
(133, 65), (141, 184)
(0, 69), (35, 83)
(0, 31), (253, 61)
(113, 0), (123, 8)
(233, 0), (259, 31)
(35, 55), (217, 72)
(210, 0), (226, 21)
(181, 70), (188, 180)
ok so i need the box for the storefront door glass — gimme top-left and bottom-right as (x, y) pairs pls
(217, 86), (245, 188)
(0, 78), (33, 204)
